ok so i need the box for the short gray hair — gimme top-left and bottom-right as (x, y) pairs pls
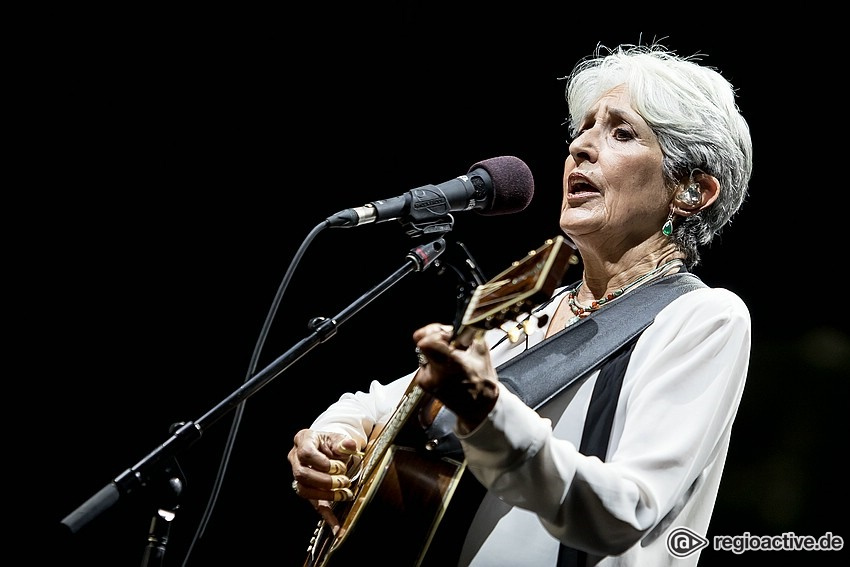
(565, 43), (753, 267)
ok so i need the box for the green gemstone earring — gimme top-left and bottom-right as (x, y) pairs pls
(662, 209), (674, 236)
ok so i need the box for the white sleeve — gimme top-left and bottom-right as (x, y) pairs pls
(305, 320), (532, 450)
(457, 287), (751, 554)
(309, 371), (416, 450)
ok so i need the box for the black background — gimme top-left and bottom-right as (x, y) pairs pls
(19, 6), (848, 566)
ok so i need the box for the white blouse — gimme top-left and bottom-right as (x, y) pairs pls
(310, 286), (751, 566)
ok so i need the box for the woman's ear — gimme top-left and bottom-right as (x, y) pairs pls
(674, 170), (720, 214)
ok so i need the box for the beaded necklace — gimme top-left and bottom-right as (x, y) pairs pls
(565, 258), (685, 327)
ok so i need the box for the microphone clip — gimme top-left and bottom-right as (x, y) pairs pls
(400, 214), (455, 238)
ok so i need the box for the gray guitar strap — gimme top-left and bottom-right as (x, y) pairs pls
(498, 271), (706, 409)
(424, 271), (707, 455)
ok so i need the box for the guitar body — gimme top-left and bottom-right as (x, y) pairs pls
(302, 237), (578, 567)
(304, 447), (466, 566)
(303, 387), (472, 567)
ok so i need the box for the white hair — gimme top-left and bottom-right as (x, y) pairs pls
(565, 43), (753, 266)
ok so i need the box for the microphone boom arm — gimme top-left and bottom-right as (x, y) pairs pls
(60, 236), (449, 535)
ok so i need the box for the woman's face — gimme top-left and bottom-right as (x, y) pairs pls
(561, 85), (670, 252)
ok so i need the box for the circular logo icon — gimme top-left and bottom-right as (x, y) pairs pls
(667, 526), (709, 557)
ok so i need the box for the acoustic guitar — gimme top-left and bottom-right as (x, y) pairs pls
(302, 236), (579, 566)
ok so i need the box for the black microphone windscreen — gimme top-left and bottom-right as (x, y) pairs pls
(470, 156), (534, 215)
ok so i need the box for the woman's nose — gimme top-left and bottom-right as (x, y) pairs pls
(568, 130), (596, 164)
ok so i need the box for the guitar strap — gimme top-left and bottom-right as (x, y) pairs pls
(497, 270), (706, 409)
(424, 271), (706, 455)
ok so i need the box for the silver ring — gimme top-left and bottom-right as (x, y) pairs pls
(291, 480), (299, 493)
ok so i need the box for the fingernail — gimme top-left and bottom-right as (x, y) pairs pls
(337, 441), (361, 456)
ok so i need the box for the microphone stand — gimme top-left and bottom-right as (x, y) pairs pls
(60, 236), (450, 564)
(138, 439), (185, 567)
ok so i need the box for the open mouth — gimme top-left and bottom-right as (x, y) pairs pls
(568, 172), (600, 197)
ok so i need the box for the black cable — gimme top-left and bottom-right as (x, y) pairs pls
(180, 219), (330, 566)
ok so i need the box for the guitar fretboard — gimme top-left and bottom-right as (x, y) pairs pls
(357, 382), (425, 483)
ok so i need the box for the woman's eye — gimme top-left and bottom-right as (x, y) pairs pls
(613, 127), (634, 141)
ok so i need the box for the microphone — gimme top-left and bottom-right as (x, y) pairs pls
(326, 156), (534, 228)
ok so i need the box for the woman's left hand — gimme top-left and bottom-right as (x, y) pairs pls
(412, 323), (500, 433)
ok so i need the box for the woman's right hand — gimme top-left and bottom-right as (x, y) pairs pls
(288, 429), (359, 531)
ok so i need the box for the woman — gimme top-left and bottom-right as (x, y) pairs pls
(289, 42), (753, 566)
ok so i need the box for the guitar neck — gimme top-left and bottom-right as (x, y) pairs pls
(356, 378), (426, 483)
